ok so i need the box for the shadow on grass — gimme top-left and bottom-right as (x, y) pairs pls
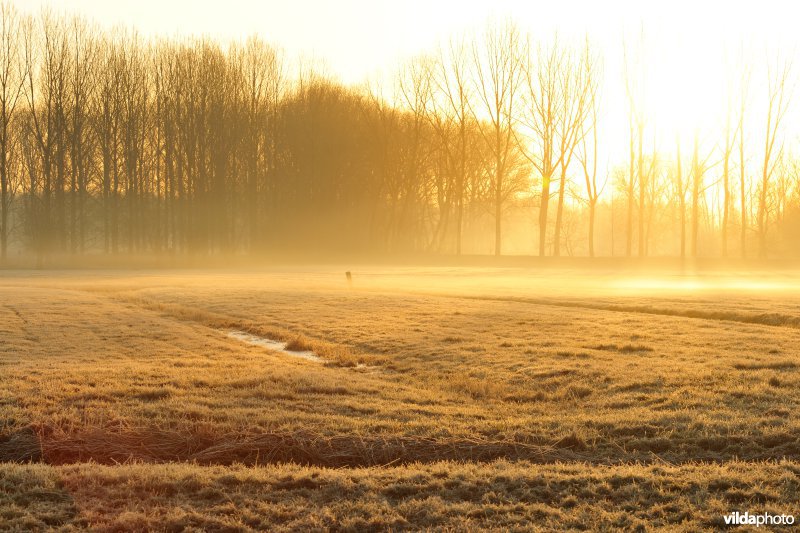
(0, 426), (42, 463)
(0, 448), (79, 529)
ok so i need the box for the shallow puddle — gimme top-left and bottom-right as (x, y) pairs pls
(227, 330), (324, 363)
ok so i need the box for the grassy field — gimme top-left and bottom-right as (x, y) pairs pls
(2, 265), (800, 530)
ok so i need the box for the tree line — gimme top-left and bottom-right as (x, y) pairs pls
(0, 7), (798, 261)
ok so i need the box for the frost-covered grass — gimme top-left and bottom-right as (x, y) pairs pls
(2, 266), (799, 529)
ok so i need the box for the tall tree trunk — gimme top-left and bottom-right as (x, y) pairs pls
(626, 123), (634, 257)
(494, 150), (502, 256)
(538, 173), (550, 256)
(553, 167), (567, 256)
(0, 166), (7, 261)
(722, 154), (730, 257)
(740, 141), (746, 258)
(637, 122), (645, 256)
(588, 199), (596, 257)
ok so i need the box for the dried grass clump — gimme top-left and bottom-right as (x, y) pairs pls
(0, 428), (42, 462)
(447, 375), (507, 400)
(285, 335), (313, 352)
(31, 425), (556, 467)
(618, 344), (654, 353)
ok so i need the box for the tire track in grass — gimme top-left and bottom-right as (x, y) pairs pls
(414, 291), (800, 330)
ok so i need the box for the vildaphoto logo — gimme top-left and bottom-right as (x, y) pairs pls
(723, 511), (795, 527)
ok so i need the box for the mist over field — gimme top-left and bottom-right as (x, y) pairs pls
(3, 0), (800, 531)
(1, 2), (800, 263)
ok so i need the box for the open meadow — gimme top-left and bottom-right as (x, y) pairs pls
(3, 0), (800, 528)
(1, 264), (800, 530)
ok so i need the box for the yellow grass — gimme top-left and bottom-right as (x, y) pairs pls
(1, 266), (799, 529)
(3, 460), (800, 531)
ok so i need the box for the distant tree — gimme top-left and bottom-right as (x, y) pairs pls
(551, 43), (593, 257)
(67, 15), (97, 253)
(757, 58), (791, 257)
(622, 32), (648, 258)
(576, 41), (603, 257)
(672, 137), (688, 257)
(472, 21), (523, 256)
(738, 60), (751, 258)
(0, 2), (23, 260)
(689, 133), (714, 257)
(432, 36), (473, 254)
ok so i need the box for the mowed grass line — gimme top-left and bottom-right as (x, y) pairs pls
(441, 293), (800, 330)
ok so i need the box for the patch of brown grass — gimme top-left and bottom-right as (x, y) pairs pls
(5, 460), (799, 531)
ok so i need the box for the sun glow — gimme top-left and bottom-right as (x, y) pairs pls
(14, 0), (800, 160)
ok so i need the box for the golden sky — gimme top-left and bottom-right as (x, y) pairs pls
(17, 1), (796, 82)
(16, 0), (800, 168)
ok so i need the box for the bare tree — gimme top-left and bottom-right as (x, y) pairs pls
(672, 137), (689, 257)
(472, 21), (523, 256)
(720, 102), (735, 257)
(433, 36), (472, 254)
(757, 58), (791, 257)
(521, 40), (560, 256)
(23, 9), (72, 257)
(419, 54), (455, 252)
(0, 2), (23, 260)
(67, 15), (97, 253)
(622, 32), (648, 257)
(521, 37), (589, 256)
(689, 132), (714, 257)
(7, 8), (800, 261)
(397, 55), (433, 251)
(738, 60), (751, 258)
(92, 32), (124, 252)
(551, 43), (592, 257)
(576, 41), (604, 257)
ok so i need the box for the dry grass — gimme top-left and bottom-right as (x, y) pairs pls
(2, 267), (800, 528)
(117, 294), (384, 368)
(2, 460), (800, 531)
(284, 335), (314, 352)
